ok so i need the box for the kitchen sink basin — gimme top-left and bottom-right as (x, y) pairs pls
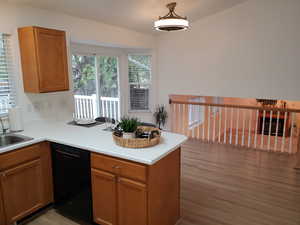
(0, 134), (33, 148)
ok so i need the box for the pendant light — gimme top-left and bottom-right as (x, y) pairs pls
(154, 2), (189, 31)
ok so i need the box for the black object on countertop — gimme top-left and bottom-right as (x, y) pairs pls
(51, 143), (93, 224)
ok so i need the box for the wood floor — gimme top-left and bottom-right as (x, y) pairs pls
(180, 139), (300, 225)
(25, 139), (300, 225)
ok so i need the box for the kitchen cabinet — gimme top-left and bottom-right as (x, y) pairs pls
(0, 188), (5, 225)
(91, 169), (117, 225)
(0, 142), (53, 225)
(1, 159), (44, 224)
(117, 178), (147, 225)
(18, 26), (69, 93)
(91, 148), (181, 225)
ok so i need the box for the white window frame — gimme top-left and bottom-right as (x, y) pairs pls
(127, 53), (153, 113)
(71, 50), (121, 120)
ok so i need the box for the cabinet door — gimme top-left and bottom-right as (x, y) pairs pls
(0, 159), (44, 224)
(91, 169), (117, 225)
(35, 27), (69, 92)
(0, 188), (5, 225)
(118, 178), (147, 225)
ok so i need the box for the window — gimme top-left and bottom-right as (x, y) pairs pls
(0, 33), (14, 114)
(72, 54), (120, 120)
(128, 55), (151, 111)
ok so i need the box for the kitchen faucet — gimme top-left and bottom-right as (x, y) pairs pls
(0, 117), (8, 135)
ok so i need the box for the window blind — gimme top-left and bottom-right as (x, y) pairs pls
(128, 55), (151, 111)
(0, 33), (15, 114)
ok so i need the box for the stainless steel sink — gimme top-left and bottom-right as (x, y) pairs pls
(0, 134), (33, 148)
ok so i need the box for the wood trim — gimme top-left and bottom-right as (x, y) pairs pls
(0, 185), (6, 225)
(91, 153), (147, 183)
(0, 144), (40, 171)
(169, 99), (300, 113)
(40, 142), (54, 205)
(18, 26), (40, 93)
(148, 148), (181, 225)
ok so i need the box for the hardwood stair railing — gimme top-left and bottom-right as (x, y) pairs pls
(169, 95), (300, 154)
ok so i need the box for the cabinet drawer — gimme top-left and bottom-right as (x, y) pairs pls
(0, 144), (40, 171)
(91, 153), (147, 182)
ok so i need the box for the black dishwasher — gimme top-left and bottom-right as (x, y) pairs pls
(51, 143), (92, 224)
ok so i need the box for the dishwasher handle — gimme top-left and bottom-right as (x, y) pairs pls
(55, 149), (81, 159)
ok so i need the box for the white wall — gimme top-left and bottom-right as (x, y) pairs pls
(157, 0), (300, 108)
(0, 2), (156, 123)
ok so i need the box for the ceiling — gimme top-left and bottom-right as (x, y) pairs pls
(5, 0), (249, 35)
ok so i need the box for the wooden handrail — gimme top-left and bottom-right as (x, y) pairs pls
(169, 99), (300, 113)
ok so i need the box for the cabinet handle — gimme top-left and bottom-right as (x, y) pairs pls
(112, 165), (121, 169)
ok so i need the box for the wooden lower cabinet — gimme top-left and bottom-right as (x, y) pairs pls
(91, 148), (181, 225)
(0, 142), (53, 225)
(91, 169), (117, 225)
(118, 178), (147, 225)
(0, 188), (5, 225)
(0, 159), (44, 224)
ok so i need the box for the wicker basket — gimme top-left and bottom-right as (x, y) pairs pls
(112, 126), (161, 148)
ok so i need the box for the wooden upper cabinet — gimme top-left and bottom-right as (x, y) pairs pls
(18, 26), (69, 93)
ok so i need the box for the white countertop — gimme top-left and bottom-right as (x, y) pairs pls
(0, 120), (187, 165)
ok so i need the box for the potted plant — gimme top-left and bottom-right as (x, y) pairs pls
(153, 105), (168, 130)
(119, 117), (140, 139)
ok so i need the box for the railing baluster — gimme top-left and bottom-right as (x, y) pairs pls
(289, 112), (295, 154)
(90, 99), (94, 119)
(267, 110), (273, 151)
(173, 104), (177, 132)
(212, 107), (216, 142)
(79, 99), (83, 119)
(178, 104), (183, 134)
(254, 110), (259, 149)
(242, 109), (246, 146)
(207, 106), (211, 142)
(106, 100), (109, 118)
(178, 104), (182, 134)
(235, 108), (240, 146)
(248, 110), (252, 148)
(113, 101), (117, 121)
(281, 112), (288, 153)
(170, 103), (174, 132)
(274, 111), (280, 152)
(184, 104), (188, 135)
(196, 110), (201, 139)
(230, 108), (233, 144)
(101, 99), (105, 117)
(224, 107), (227, 144)
(218, 108), (222, 143)
(202, 106), (205, 141)
(260, 110), (266, 149)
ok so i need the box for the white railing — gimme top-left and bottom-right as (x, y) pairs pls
(170, 97), (300, 154)
(74, 94), (120, 121)
(99, 96), (120, 121)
